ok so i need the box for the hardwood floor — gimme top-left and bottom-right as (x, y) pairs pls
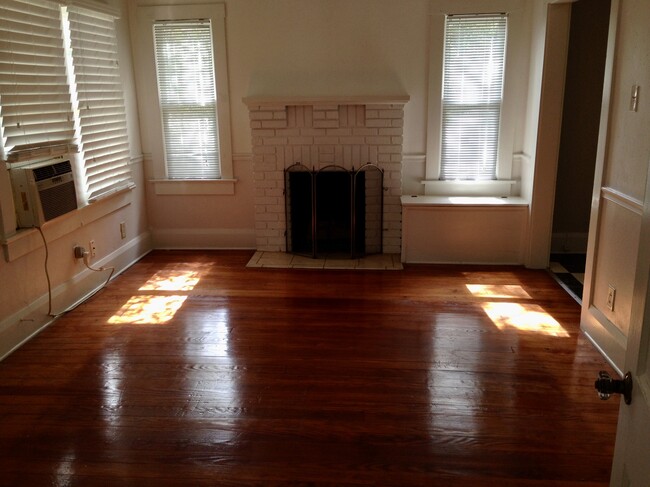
(0, 250), (620, 486)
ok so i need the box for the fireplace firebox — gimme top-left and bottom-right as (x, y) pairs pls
(285, 163), (384, 258)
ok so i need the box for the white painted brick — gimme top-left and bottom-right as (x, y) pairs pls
(320, 152), (335, 163)
(343, 145), (352, 165)
(254, 162), (276, 172)
(253, 145), (276, 154)
(273, 110), (287, 120)
(378, 145), (401, 154)
(366, 136), (391, 145)
(366, 109), (379, 119)
(301, 146), (311, 165)
(326, 110), (339, 120)
(266, 188), (283, 197)
(392, 136), (403, 145)
(378, 128), (402, 136)
(340, 136), (365, 145)
(266, 171), (284, 181)
(251, 111), (273, 120)
(391, 119), (404, 127)
(261, 120), (288, 129)
(379, 109), (402, 119)
(255, 196), (279, 205)
(300, 128), (326, 136)
(263, 137), (288, 145)
(288, 136), (314, 145)
(267, 204), (285, 214)
(257, 213), (279, 222)
(353, 127), (377, 136)
(251, 120), (262, 129)
(276, 128), (300, 136)
(326, 128), (352, 136)
(366, 119), (391, 128)
(319, 104), (338, 110)
(314, 136), (339, 145)
(255, 221), (268, 230)
(314, 120), (339, 129)
(267, 236), (285, 246)
(313, 110), (326, 120)
(256, 180), (278, 189)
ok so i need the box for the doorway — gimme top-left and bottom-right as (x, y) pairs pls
(549, 0), (611, 303)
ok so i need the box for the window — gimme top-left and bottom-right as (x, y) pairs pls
(0, 0), (133, 204)
(64, 5), (132, 201)
(440, 14), (507, 181)
(134, 3), (234, 193)
(0, 0), (75, 161)
(153, 20), (220, 179)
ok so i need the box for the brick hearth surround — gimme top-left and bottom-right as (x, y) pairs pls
(244, 97), (409, 254)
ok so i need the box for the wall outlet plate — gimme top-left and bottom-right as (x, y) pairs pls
(607, 285), (616, 311)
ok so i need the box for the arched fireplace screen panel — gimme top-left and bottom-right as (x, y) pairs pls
(285, 163), (384, 259)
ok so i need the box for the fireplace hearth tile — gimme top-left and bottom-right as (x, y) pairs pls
(290, 255), (326, 269)
(246, 252), (403, 270)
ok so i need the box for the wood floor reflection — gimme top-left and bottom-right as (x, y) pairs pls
(0, 250), (619, 486)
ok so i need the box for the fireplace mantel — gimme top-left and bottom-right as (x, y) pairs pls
(243, 94), (410, 108)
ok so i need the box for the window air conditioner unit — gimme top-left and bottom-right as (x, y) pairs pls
(9, 158), (78, 228)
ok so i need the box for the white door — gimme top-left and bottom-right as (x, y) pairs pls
(609, 164), (650, 486)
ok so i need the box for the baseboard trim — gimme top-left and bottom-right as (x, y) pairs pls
(151, 228), (256, 249)
(0, 231), (152, 361)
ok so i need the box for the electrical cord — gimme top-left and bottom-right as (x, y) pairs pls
(36, 226), (115, 318)
(81, 249), (115, 289)
(36, 226), (54, 316)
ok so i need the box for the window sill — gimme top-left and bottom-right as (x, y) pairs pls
(401, 195), (528, 207)
(2, 186), (134, 263)
(151, 179), (237, 196)
(421, 179), (516, 197)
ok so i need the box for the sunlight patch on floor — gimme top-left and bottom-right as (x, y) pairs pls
(466, 284), (531, 299)
(108, 295), (187, 325)
(481, 302), (570, 337)
(139, 270), (201, 291)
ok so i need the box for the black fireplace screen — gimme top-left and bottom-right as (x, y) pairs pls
(285, 163), (384, 258)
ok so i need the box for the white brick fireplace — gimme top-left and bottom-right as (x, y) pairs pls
(244, 95), (409, 255)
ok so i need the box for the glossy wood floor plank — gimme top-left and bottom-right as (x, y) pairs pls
(0, 250), (619, 485)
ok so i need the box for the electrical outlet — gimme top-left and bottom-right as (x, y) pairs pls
(607, 285), (616, 311)
(89, 240), (96, 258)
(120, 222), (126, 239)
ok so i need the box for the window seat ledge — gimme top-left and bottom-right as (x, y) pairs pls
(401, 195), (528, 207)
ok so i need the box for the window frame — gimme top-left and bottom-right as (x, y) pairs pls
(440, 13), (507, 182)
(425, 0), (523, 196)
(134, 3), (234, 195)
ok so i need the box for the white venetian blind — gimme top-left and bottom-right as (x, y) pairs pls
(66, 5), (133, 201)
(153, 20), (221, 179)
(441, 14), (507, 181)
(0, 0), (75, 162)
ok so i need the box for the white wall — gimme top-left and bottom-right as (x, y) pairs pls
(0, 0), (151, 360)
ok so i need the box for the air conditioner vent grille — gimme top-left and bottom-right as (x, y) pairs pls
(32, 160), (73, 182)
(39, 181), (77, 222)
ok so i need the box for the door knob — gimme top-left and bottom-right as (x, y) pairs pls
(594, 371), (633, 405)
